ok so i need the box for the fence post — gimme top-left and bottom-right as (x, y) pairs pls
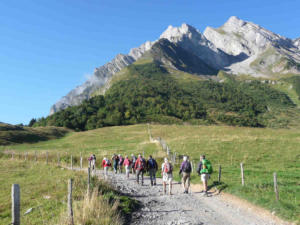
(12, 152), (14, 160)
(46, 152), (48, 165)
(12, 184), (20, 225)
(87, 167), (91, 193)
(57, 153), (60, 166)
(35, 151), (37, 162)
(80, 153), (83, 169)
(25, 152), (28, 161)
(218, 165), (222, 183)
(240, 163), (245, 186)
(70, 155), (73, 170)
(68, 179), (74, 225)
(273, 172), (279, 201)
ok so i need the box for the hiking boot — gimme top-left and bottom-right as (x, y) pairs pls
(154, 182), (156, 186)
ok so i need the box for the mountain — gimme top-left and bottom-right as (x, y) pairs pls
(50, 16), (300, 114)
(204, 16), (300, 76)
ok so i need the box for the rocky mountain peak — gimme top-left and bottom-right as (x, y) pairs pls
(160, 23), (203, 43)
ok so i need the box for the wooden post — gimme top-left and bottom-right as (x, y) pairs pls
(25, 152), (28, 161)
(71, 155), (73, 170)
(35, 151), (37, 162)
(57, 153), (60, 166)
(273, 172), (279, 201)
(12, 152), (14, 160)
(12, 184), (20, 225)
(191, 161), (194, 173)
(87, 167), (91, 193)
(46, 152), (48, 165)
(240, 163), (245, 186)
(80, 154), (83, 170)
(68, 179), (74, 225)
(218, 165), (222, 183)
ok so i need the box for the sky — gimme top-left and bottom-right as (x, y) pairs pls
(0, 0), (299, 125)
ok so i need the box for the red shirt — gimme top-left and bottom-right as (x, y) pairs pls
(102, 159), (111, 168)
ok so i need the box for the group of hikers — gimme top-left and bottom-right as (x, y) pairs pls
(89, 153), (213, 196)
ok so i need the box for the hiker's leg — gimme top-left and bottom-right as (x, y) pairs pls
(186, 174), (190, 192)
(163, 182), (166, 194)
(141, 170), (144, 185)
(169, 180), (172, 195)
(153, 170), (156, 185)
(136, 170), (140, 183)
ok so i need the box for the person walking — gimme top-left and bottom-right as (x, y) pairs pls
(179, 156), (192, 194)
(123, 156), (132, 179)
(102, 157), (111, 179)
(88, 154), (96, 170)
(146, 155), (158, 186)
(161, 158), (173, 195)
(134, 154), (146, 185)
(131, 154), (137, 174)
(197, 155), (213, 196)
(118, 154), (124, 173)
(112, 154), (119, 174)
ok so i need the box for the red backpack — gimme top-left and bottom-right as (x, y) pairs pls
(164, 163), (172, 173)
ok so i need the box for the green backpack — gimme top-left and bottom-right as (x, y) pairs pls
(200, 159), (213, 174)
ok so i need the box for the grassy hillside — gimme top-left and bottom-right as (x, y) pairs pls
(0, 156), (137, 225)
(33, 61), (298, 130)
(0, 123), (70, 145)
(1, 124), (299, 223)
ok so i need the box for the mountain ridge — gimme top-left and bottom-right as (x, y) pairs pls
(50, 16), (300, 114)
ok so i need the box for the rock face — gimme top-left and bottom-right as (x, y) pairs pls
(294, 38), (300, 49)
(203, 16), (300, 75)
(50, 16), (300, 114)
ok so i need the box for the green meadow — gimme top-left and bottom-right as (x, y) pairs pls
(1, 124), (300, 223)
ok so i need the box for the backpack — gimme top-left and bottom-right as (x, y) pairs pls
(148, 158), (156, 169)
(182, 161), (192, 173)
(164, 163), (172, 174)
(93, 155), (96, 160)
(137, 158), (146, 170)
(201, 159), (213, 174)
(105, 159), (111, 166)
(119, 157), (124, 165)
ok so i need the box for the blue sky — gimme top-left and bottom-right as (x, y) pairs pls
(0, 0), (299, 125)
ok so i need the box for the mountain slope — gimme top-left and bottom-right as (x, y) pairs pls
(50, 16), (300, 114)
(34, 60), (297, 130)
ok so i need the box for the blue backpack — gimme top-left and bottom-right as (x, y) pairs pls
(148, 158), (156, 169)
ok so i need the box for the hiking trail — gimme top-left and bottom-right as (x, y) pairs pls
(79, 168), (291, 225)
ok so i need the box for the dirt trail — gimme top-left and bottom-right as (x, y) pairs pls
(89, 169), (291, 225)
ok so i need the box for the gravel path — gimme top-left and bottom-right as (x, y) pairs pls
(90, 169), (290, 225)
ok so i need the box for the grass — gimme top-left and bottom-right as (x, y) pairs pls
(150, 124), (300, 223)
(0, 155), (138, 225)
(0, 123), (70, 145)
(1, 123), (300, 223)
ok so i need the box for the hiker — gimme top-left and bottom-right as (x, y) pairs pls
(197, 155), (213, 195)
(112, 154), (119, 174)
(134, 154), (146, 185)
(146, 155), (158, 186)
(131, 154), (137, 174)
(123, 155), (132, 178)
(88, 154), (96, 170)
(102, 157), (111, 179)
(161, 157), (173, 195)
(179, 156), (192, 194)
(118, 154), (124, 173)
